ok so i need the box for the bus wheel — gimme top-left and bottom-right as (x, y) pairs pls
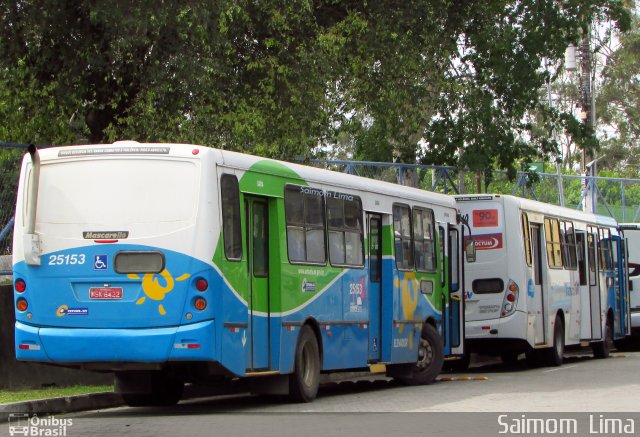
(401, 324), (444, 385)
(289, 325), (320, 403)
(593, 318), (613, 359)
(544, 316), (564, 366)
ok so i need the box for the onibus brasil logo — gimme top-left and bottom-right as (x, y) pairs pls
(8, 414), (72, 436)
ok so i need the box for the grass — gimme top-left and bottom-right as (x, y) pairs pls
(0, 385), (113, 404)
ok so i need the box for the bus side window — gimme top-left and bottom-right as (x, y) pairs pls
(576, 233), (587, 286)
(439, 226), (446, 287)
(393, 204), (413, 271)
(598, 228), (613, 271)
(587, 232), (597, 286)
(221, 174), (242, 261)
(544, 217), (563, 268)
(522, 212), (532, 266)
(413, 208), (436, 272)
(327, 192), (364, 267)
(285, 185), (327, 264)
(561, 221), (577, 270)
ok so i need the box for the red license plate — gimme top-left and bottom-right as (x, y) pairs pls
(89, 287), (123, 300)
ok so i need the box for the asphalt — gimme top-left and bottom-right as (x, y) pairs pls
(0, 356), (490, 421)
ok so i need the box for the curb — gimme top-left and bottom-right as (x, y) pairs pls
(0, 392), (124, 422)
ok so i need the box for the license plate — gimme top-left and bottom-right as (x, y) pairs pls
(89, 287), (123, 300)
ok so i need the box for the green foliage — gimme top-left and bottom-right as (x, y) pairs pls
(0, 148), (23, 253)
(0, 385), (113, 404)
(0, 0), (632, 169)
(597, 9), (640, 175)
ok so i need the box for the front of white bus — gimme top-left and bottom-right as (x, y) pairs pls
(12, 142), (221, 371)
(456, 195), (528, 359)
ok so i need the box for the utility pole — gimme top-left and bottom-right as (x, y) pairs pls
(579, 25), (597, 212)
(546, 60), (565, 207)
(580, 27), (594, 172)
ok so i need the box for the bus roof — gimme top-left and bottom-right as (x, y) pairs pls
(36, 142), (458, 211)
(455, 193), (618, 228)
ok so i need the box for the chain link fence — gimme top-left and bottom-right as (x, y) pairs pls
(308, 159), (640, 223)
(1, 146), (640, 273)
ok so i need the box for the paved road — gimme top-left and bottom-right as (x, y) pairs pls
(6, 350), (640, 437)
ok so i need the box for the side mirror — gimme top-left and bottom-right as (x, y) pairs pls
(465, 238), (476, 263)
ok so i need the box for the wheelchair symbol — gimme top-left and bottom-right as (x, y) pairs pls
(94, 255), (108, 270)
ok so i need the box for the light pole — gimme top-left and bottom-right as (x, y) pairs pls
(583, 156), (602, 213)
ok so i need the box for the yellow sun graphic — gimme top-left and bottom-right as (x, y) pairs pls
(129, 269), (191, 315)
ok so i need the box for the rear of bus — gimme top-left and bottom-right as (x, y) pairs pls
(620, 223), (640, 336)
(456, 195), (527, 355)
(12, 142), (220, 368)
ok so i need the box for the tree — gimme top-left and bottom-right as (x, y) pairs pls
(597, 4), (640, 177)
(420, 0), (630, 178)
(0, 0), (632, 169)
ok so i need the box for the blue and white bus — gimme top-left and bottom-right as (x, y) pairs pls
(13, 142), (467, 405)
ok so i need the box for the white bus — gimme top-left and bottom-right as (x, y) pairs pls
(618, 223), (640, 338)
(455, 194), (630, 367)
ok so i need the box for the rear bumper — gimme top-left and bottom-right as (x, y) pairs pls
(631, 309), (640, 329)
(465, 311), (529, 352)
(15, 320), (216, 363)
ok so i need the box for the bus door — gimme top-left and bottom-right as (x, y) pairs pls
(367, 214), (383, 362)
(621, 237), (632, 336)
(587, 228), (602, 339)
(529, 223), (546, 344)
(576, 231), (593, 340)
(612, 235), (630, 337)
(245, 196), (271, 370)
(448, 224), (464, 355)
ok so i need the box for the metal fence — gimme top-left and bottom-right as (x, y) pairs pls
(2, 145), (640, 274)
(309, 159), (640, 222)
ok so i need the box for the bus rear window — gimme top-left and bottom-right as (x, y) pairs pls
(35, 159), (197, 225)
(472, 278), (504, 294)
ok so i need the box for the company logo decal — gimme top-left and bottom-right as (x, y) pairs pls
(129, 269), (190, 315)
(301, 279), (316, 293)
(56, 305), (89, 316)
(466, 233), (503, 250)
(83, 231), (129, 240)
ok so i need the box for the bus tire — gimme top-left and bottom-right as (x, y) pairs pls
(400, 324), (444, 385)
(544, 316), (564, 367)
(593, 318), (613, 359)
(288, 325), (320, 403)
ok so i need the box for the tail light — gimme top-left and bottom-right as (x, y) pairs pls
(195, 278), (208, 292)
(15, 279), (26, 293)
(501, 279), (519, 317)
(194, 297), (207, 311)
(16, 298), (28, 312)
